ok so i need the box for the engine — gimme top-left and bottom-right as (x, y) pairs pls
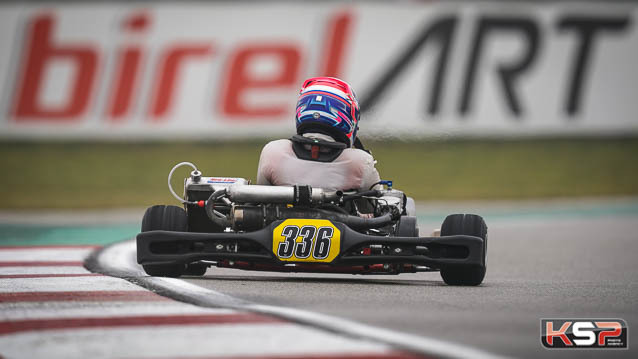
(183, 172), (413, 234)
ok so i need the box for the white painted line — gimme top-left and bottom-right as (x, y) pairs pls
(95, 239), (508, 359)
(95, 239), (142, 275)
(2, 240), (396, 359)
(0, 324), (395, 359)
(0, 275), (142, 293)
(0, 301), (236, 320)
(94, 240), (260, 307)
(251, 304), (502, 359)
(0, 266), (92, 275)
(0, 248), (94, 262)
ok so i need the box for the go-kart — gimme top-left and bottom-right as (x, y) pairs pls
(136, 162), (488, 286)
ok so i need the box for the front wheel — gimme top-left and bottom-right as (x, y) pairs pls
(140, 205), (188, 278)
(439, 214), (487, 286)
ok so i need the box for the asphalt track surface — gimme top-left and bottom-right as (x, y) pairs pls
(2, 199), (637, 358)
(180, 204), (638, 359)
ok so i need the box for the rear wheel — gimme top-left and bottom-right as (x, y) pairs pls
(439, 214), (487, 286)
(184, 263), (208, 276)
(141, 205), (187, 277)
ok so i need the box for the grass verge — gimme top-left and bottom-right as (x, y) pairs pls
(1, 138), (637, 209)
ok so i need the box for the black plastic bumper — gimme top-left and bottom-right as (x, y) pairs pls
(136, 220), (485, 270)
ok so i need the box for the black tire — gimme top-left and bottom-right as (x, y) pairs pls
(141, 205), (187, 277)
(439, 214), (487, 286)
(396, 216), (419, 237)
(184, 263), (208, 276)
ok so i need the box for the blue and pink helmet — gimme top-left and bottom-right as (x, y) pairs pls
(295, 77), (361, 147)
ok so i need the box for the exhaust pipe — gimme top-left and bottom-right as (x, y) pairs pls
(227, 185), (341, 205)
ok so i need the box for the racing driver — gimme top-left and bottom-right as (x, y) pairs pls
(256, 77), (381, 192)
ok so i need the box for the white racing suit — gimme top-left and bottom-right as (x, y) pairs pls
(256, 135), (381, 192)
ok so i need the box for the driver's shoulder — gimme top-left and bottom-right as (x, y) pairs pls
(261, 139), (294, 153)
(341, 147), (375, 162)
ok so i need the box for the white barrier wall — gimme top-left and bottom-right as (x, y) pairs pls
(0, 1), (636, 139)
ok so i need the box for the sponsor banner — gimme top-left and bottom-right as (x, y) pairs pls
(0, 1), (636, 139)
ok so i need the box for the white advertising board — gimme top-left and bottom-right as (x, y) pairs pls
(0, 1), (636, 139)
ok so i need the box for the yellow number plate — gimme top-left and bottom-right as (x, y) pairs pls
(272, 219), (341, 263)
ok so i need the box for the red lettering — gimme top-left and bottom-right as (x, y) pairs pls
(149, 45), (213, 119)
(124, 11), (150, 32)
(107, 48), (142, 119)
(13, 14), (98, 121)
(107, 12), (150, 120)
(546, 321), (573, 346)
(595, 321), (622, 346)
(221, 45), (300, 117)
(320, 11), (353, 78)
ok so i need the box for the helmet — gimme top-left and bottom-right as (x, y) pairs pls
(295, 77), (360, 147)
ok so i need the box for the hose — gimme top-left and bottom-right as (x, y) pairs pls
(168, 162), (199, 205)
(341, 189), (382, 202)
(341, 212), (393, 230)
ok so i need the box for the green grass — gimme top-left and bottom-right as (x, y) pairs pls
(1, 138), (637, 209)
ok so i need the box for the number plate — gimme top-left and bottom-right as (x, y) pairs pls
(272, 219), (341, 263)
